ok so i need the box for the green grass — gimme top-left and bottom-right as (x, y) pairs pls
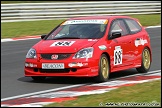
(1, 20), (65, 38)
(1, 14), (161, 39)
(44, 80), (161, 107)
(131, 14), (161, 26)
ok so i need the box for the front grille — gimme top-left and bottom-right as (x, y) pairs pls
(41, 54), (71, 60)
(40, 68), (70, 73)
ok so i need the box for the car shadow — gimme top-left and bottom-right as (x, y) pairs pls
(17, 68), (138, 84)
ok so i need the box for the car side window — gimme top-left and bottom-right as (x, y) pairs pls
(109, 19), (129, 37)
(125, 19), (142, 34)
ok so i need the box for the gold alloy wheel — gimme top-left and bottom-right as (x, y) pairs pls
(143, 49), (151, 69)
(101, 57), (109, 79)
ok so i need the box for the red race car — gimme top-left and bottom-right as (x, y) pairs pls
(24, 15), (152, 82)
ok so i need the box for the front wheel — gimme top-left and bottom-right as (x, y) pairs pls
(31, 76), (46, 81)
(95, 54), (110, 82)
(136, 47), (151, 73)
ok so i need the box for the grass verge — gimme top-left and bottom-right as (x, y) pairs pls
(44, 79), (161, 107)
(1, 19), (65, 39)
(1, 14), (161, 39)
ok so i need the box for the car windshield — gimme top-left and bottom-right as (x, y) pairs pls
(46, 20), (108, 40)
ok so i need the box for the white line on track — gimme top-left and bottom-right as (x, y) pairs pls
(110, 69), (161, 81)
(1, 84), (86, 101)
(145, 25), (161, 28)
(1, 38), (13, 42)
(1, 69), (161, 102)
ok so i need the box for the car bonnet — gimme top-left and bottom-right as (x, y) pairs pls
(35, 39), (99, 53)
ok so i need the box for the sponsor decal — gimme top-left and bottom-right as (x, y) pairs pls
(62, 20), (108, 25)
(114, 46), (122, 65)
(88, 39), (98, 41)
(135, 38), (147, 47)
(25, 63), (37, 67)
(68, 62), (88, 67)
(91, 68), (98, 72)
(50, 41), (75, 47)
(98, 45), (107, 50)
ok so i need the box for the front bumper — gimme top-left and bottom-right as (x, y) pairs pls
(24, 58), (99, 77)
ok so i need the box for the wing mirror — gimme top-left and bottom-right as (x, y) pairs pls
(109, 32), (121, 39)
(41, 34), (46, 39)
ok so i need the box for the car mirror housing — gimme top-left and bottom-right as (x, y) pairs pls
(110, 32), (121, 39)
(41, 34), (46, 39)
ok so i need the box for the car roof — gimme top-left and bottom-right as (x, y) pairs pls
(68, 15), (133, 20)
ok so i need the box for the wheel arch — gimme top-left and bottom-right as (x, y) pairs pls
(136, 46), (152, 73)
(101, 52), (111, 71)
(143, 46), (152, 62)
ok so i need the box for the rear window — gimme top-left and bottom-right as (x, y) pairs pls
(125, 19), (142, 34)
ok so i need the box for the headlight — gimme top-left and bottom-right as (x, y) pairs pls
(73, 47), (94, 59)
(26, 48), (37, 58)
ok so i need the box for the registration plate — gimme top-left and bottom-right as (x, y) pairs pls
(42, 63), (64, 69)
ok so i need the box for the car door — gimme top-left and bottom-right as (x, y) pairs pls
(108, 19), (133, 69)
(124, 18), (144, 64)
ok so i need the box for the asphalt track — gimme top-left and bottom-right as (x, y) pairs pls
(1, 27), (161, 99)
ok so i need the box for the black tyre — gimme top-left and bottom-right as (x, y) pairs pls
(31, 76), (46, 81)
(95, 54), (110, 82)
(136, 47), (151, 73)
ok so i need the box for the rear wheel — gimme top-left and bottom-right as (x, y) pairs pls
(95, 54), (110, 82)
(136, 47), (151, 73)
(31, 76), (46, 81)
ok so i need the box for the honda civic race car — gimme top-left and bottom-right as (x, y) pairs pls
(24, 15), (152, 82)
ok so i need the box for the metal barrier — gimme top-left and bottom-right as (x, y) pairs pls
(1, 1), (161, 23)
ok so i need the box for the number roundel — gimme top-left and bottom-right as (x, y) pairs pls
(114, 46), (122, 65)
